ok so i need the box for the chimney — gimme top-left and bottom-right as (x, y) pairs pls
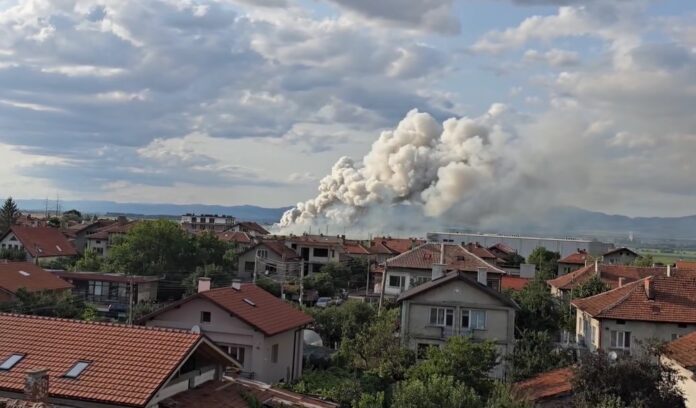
(644, 278), (655, 300)
(24, 368), (49, 402)
(432, 263), (445, 281)
(477, 267), (487, 285)
(440, 243), (445, 264)
(667, 264), (672, 277)
(594, 259), (600, 279)
(197, 277), (211, 293)
(618, 277), (625, 287)
(231, 279), (241, 290)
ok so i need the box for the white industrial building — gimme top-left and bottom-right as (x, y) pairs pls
(426, 231), (613, 258)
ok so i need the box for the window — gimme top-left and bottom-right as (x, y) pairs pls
(470, 310), (486, 330)
(678, 323), (688, 328)
(271, 344), (279, 363)
(616, 319), (625, 325)
(200, 311), (211, 323)
(429, 307), (454, 327)
(89, 281), (104, 296)
(610, 330), (631, 349)
(388, 275), (406, 290)
(486, 278), (500, 292)
(64, 361), (90, 379)
(227, 346), (246, 365)
(0, 354), (24, 370)
(257, 249), (268, 259)
(412, 276), (429, 287)
(244, 261), (255, 273)
(461, 310), (469, 328)
(313, 248), (329, 257)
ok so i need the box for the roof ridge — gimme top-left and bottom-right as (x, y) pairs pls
(0, 313), (198, 335)
(384, 242), (433, 264)
(458, 244), (506, 273)
(575, 277), (646, 314)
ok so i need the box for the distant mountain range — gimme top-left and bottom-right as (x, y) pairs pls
(15, 199), (291, 224)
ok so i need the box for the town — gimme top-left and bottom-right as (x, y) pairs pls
(1, 197), (696, 407)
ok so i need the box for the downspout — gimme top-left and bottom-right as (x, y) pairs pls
(291, 327), (299, 381)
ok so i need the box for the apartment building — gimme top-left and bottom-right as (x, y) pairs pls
(180, 213), (236, 233)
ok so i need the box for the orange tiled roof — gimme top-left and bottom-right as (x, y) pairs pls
(86, 220), (137, 240)
(547, 264), (668, 291)
(676, 260), (696, 270)
(571, 274), (696, 323)
(514, 367), (574, 402)
(0, 314), (203, 407)
(603, 247), (640, 257)
(255, 240), (301, 261)
(463, 243), (497, 260)
(161, 378), (339, 408)
(370, 237), (425, 255)
(385, 243), (505, 274)
(217, 230), (253, 244)
(139, 284), (313, 336)
(488, 243), (516, 256)
(232, 222), (270, 236)
(0, 262), (72, 295)
(502, 275), (530, 291)
(342, 241), (370, 255)
(664, 331), (696, 369)
(4, 227), (77, 258)
(559, 250), (588, 265)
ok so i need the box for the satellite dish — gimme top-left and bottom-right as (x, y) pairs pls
(303, 330), (323, 347)
(191, 325), (201, 334)
(608, 351), (618, 361)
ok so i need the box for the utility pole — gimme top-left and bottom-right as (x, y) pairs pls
(299, 259), (304, 307)
(128, 275), (134, 324)
(378, 261), (388, 315)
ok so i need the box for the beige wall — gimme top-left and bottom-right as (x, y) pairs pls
(663, 357), (696, 408)
(399, 279), (515, 378)
(144, 297), (303, 384)
(236, 244), (295, 281)
(603, 251), (638, 265)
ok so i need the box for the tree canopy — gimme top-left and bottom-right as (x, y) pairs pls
(527, 247), (561, 279)
(0, 197), (19, 234)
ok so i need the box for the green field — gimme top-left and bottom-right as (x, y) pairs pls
(638, 249), (696, 265)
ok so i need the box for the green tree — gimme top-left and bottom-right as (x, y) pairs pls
(509, 278), (563, 334)
(290, 367), (365, 407)
(311, 301), (376, 347)
(305, 273), (336, 297)
(62, 209), (82, 223)
(527, 247), (560, 279)
(182, 264), (232, 295)
(633, 254), (655, 267)
(571, 274), (610, 299)
(407, 336), (498, 398)
(572, 349), (685, 408)
(320, 259), (369, 291)
(255, 276), (281, 297)
(47, 216), (61, 228)
(194, 232), (228, 267)
(0, 289), (86, 318)
(74, 250), (103, 272)
(0, 247), (27, 261)
(392, 375), (481, 408)
(507, 330), (574, 381)
(0, 197), (19, 234)
(485, 383), (532, 408)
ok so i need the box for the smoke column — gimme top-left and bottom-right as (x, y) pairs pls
(279, 104), (526, 231)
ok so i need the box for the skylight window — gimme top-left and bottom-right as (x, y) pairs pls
(56, 245), (62, 252)
(243, 298), (256, 307)
(64, 361), (90, 379)
(0, 354), (24, 370)
(18, 270), (30, 277)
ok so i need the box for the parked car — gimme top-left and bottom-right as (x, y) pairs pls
(316, 297), (332, 308)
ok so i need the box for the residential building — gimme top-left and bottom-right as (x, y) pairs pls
(286, 234), (344, 275)
(513, 367), (574, 407)
(601, 247), (641, 265)
(49, 270), (159, 316)
(341, 240), (371, 261)
(487, 242), (517, 260)
(367, 236), (425, 264)
(377, 243), (506, 297)
(547, 262), (668, 299)
(63, 219), (114, 253)
(0, 262), (72, 303)
(228, 221), (270, 236)
(0, 313), (239, 407)
(0, 226), (77, 263)
(236, 240), (302, 281)
(180, 213), (236, 232)
(397, 270), (518, 378)
(138, 280), (313, 384)
(85, 219), (137, 258)
(427, 231), (613, 258)
(663, 331), (696, 408)
(216, 230), (255, 252)
(676, 260), (696, 269)
(501, 275), (531, 291)
(571, 272), (696, 354)
(557, 249), (589, 275)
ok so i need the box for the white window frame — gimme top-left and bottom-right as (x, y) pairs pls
(610, 330), (631, 349)
(388, 274), (406, 289)
(469, 309), (486, 330)
(429, 307), (454, 327)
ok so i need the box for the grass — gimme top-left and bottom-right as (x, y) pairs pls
(638, 249), (696, 265)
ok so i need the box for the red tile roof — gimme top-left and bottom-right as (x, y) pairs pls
(463, 242), (497, 260)
(513, 367), (574, 402)
(0, 262), (72, 295)
(86, 220), (137, 240)
(232, 222), (270, 236)
(342, 241), (370, 255)
(4, 227), (77, 258)
(50, 270), (160, 285)
(385, 243), (505, 274)
(502, 275), (531, 291)
(572, 274), (696, 323)
(161, 378), (339, 408)
(252, 240), (301, 261)
(676, 260), (696, 270)
(664, 331), (696, 369)
(139, 284), (313, 336)
(216, 230), (253, 244)
(559, 250), (589, 265)
(603, 247), (640, 257)
(369, 237), (425, 255)
(0, 313), (217, 407)
(547, 264), (667, 291)
(488, 243), (516, 256)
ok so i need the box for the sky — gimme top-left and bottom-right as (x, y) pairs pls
(0, 0), (695, 218)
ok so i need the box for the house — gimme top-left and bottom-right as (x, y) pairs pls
(137, 280), (313, 384)
(236, 240), (302, 281)
(513, 367), (574, 407)
(397, 270), (518, 378)
(341, 240), (371, 261)
(0, 313), (239, 407)
(557, 250), (589, 275)
(284, 234), (346, 275)
(49, 270), (159, 316)
(180, 213), (236, 233)
(488, 242), (517, 260)
(85, 219), (137, 258)
(0, 262), (72, 303)
(62, 220), (114, 253)
(463, 242), (500, 263)
(663, 331), (696, 408)
(501, 275), (531, 291)
(378, 243), (506, 297)
(0, 226), (77, 263)
(161, 377), (338, 408)
(602, 247), (641, 265)
(571, 271), (696, 354)
(367, 236), (425, 264)
(547, 262), (668, 299)
(216, 230), (255, 252)
(228, 221), (270, 236)
(676, 260), (696, 270)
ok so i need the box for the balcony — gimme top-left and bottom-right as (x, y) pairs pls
(156, 366), (217, 402)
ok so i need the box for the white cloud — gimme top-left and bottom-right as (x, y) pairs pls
(523, 48), (580, 67)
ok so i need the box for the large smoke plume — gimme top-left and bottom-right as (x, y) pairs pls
(279, 104), (541, 232)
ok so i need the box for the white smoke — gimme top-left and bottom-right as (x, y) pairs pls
(279, 104), (530, 231)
